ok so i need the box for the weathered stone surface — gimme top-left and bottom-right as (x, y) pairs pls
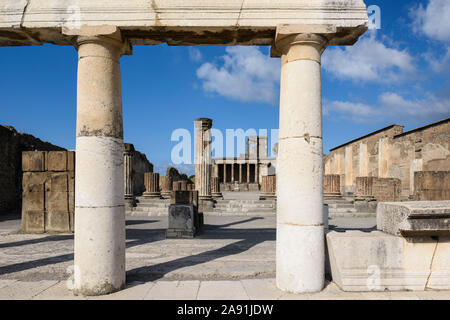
(326, 230), (450, 291)
(356, 177), (401, 202)
(325, 118), (449, 199)
(0, 0), (368, 46)
(377, 201), (450, 236)
(324, 174), (341, 197)
(260, 175), (276, 200)
(414, 171), (450, 201)
(22, 151), (46, 172)
(46, 151), (67, 172)
(143, 172), (160, 198)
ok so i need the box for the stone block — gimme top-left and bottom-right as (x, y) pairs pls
(326, 230), (450, 291)
(22, 183), (45, 211)
(45, 210), (70, 233)
(22, 151), (45, 172)
(167, 204), (198, 238)
(170, 190), (199, 210)
(414, 171), (450, 201)
(377, 201), (450, 236)
(67, 151), (75, 172)
(23, 210), (45, 233)
(46, 151), (67, 171)
(46, 191), (69, 212)
(47, 173), (69, 192)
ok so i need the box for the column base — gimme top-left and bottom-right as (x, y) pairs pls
(161, 191), (172, 199)
(198, 196), (215, 212)
(143, 192), (162, 199)
(276, 223), (325, 293)
(324, 192), (342, 199)
(259, 192), (277, 200)
(211, 192), (223, 200)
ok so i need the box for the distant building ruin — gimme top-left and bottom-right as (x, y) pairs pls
(324, 118), (450, 201)
(212, 136), (276, 191)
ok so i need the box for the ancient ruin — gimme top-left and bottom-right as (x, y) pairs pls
(5, 0), (448, 301)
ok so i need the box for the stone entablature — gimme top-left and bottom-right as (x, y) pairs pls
(325, 118), (450, 199)
(0, 0), (368, 47)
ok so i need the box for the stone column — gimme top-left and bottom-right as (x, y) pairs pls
(231, 163), (235, 183)
(223, 164), (227, 183)
(255, 163), (260, 186)
(239, 164), (243, 183)
(160, 176), (173, 199)
(124, 143), (135, 208)
(324, 174), (341, 199)
(247, 163), (250, 183)
(260, 175), (276, 200)
(273, 31), (328, 293)
(194, 118), (214, 210)
(73, 28), (131, 296)
(143, 172), (161, 198)
(211, 177), (223, 199)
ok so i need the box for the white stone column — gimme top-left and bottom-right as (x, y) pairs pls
(73, 29), (131, 296)
(194, 118), (214, 210)
(274, 32), (328, 293)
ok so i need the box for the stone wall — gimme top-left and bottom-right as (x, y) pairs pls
(355, 177), (401, 202)
(414, 171), (450, 201)
(21, 151), (75, 233)
(132, 149), (153, 195)
(324, 118), (449, 199)
(0, 125), (65, 215)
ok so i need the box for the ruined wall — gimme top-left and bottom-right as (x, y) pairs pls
(355, 177), (401, 201)
(325, 119), (449, 199)
(414, 171), (450, 201)
(132, 150), (153, 195)
(21, 151), (75, 233)
(324, 125), (404, 195)
(0, 125), (65, 215)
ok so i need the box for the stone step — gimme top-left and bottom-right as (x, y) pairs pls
(327, 203), (354, 209)
(328, 208), (358, 213)
(135, 203), (170, 208)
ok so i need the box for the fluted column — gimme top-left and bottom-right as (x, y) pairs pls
(194, 118), (214, 210)
(73, 28), (131, 296)
(239, 164), (243, 183)
(273, 31), (328, 293)
(211, 177), (223, 199)
(143, 172), (161, 198)
(160, 176), (173, 199)
(124, 143), (135, 208)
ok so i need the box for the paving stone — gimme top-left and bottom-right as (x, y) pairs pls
(0, 280), (58, 300)
(197, 281), (249, 300)
(89, 281), (154, 300)
(240, 278), (284, 300)
(32, 281), (87, 300)
(145, 281), (200, 300)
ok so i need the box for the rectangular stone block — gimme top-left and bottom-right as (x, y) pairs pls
(22, 183), (45, 211)
(377, 201), (450, 236)
(326, 230), (450, 291)
(170, 190), (199, 210)
(23, 210), (45, 233)
(414, 171), (450, 201)
(45, 210), (70, 233)
(46, 191), (69, 212)
(22, 151), (45, 172)
(47, 173), (69, 192)
(168, 204), (195, 231)
(46, 151), (67, 172)
(67, 151), (75, 172)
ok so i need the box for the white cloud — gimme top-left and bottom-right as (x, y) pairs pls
(196, 46), (280, 105)
(412, 0), (450, 43)
(424, 47), (450, 73)
(188, 47), (203, 62)
(325, 92), (450, 123)
(322, 32), (415, 82)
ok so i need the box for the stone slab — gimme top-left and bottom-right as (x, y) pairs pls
(377, 201), (450, 236)
(326, 230), (450, 291)
(22, 151), (45, 172)
(145, 281), (200, 300)
(197, 281), (249, 300)
(0, 280), (58, 300)
(0, 0), (368, 46)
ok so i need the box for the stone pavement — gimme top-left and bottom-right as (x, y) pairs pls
(1, 214), (449, 300)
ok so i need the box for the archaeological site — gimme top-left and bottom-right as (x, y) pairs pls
(0, 0), (449, 304)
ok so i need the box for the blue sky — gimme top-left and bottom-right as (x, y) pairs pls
(0, 0), (449, 175)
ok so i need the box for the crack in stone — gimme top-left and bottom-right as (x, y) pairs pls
(20, 0), (31, 28)
(425, 238), (439, 289)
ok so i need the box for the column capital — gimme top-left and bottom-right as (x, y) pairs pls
(271, 25), (332, 63)
(64, 25), (132, 56)
(194, 118), (213, 130)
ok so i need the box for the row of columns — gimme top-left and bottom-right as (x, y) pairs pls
(73, 27), (328, 295)
(217, 163), (259, 184)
